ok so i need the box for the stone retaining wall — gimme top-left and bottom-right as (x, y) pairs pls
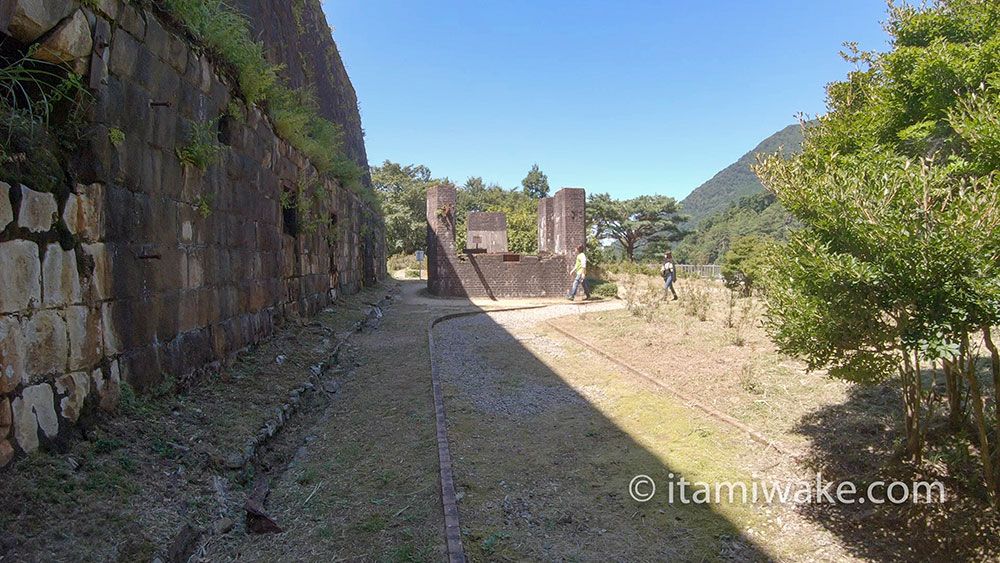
(0, 0), (385, 467)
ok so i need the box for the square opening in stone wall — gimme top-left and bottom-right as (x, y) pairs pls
(502, 253), (521, 262)
(281, 184), (298, 237)
(217, 115), (233, 145)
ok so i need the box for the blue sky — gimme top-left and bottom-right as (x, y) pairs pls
(320, 1), (890, 200)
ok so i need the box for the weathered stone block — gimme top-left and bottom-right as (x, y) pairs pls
(92, 361), (119, 411)
(95, 0), (120, 20)
(34, 9), (92, 74)
(0, 240), (41, 313)
(24, 310), (67, 376)
(12, 383), (58, 453)
(55, 371), (89, 423)
(82, 243), (112, 301)
(17, 185), (56, 233)
(66, 306), (101, 370)
(4, 0), (75, 43)
(63, 186), (105, 241)
(0, 439), (13, 466)
(0, 181), (12, 230)
(42, 243), (82, 307)
(100, 301), (121, 355)
(0, 397), (11, 438)
(109, 26), (139, 78)
(0, 315), (25, 393)
(117, 3), (144, 39)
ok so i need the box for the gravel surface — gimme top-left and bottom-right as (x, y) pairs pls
(433, 302), (623, 416)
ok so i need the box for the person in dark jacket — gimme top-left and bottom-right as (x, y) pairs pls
(660, 251), (678, 300)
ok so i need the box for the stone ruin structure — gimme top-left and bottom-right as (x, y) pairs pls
(0, 0), (385, 466)
(426, 185), (585, 298)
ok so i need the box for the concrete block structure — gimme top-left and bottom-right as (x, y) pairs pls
(427, 185), (585, 298)
(466, 212), (507, 253)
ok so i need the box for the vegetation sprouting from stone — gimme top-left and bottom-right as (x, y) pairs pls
(0, 48), (91, 192)
(161, 0), (369, 201)
(176, 118), (224, 171)
(755, 0), (1000, 502)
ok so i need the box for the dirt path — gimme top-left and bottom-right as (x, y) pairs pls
(434, 305), (854, 562)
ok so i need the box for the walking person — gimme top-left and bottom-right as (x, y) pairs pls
(567, 244), (591, 300)
(661, 251), (678, 300)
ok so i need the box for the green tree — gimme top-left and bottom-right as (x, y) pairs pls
(521, 163), (550, 199)
(372, 161), (441, 254)
(456, 180), (537, 253)
(587, 193), (685, 262)
(720, 235), (773, 295)
(755, 0), (1000, 497)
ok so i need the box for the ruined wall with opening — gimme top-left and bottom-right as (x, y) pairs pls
(426, 185), (584, 298)
(0, 0), (385, 467)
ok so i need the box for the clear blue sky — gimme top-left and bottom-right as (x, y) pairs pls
(320, 1), (891, 200)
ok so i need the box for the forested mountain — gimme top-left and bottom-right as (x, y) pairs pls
(673, 191), (797, 264)
(678, 123), (804, 226)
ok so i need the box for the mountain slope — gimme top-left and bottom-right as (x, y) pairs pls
(679, 123), (804, 226)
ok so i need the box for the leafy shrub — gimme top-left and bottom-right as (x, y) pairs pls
(622, 272), (661, 322)
(404, 268), (420, 278)
(591, 281), (618, 298)
(176, 119), (224, 170)
(721, 236), (773, 295)
(108, 127), (125, 147)
(680, 280), (712, 321)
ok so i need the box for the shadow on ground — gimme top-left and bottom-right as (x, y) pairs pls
(794, 379), (1000, 561)
(430, 291), (775, 561)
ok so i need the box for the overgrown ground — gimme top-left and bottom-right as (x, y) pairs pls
(435, 303), (850, 562)
(6, 274), (999, 561)
(0, 283), (422, 562)
(551, 274), (1000, 561)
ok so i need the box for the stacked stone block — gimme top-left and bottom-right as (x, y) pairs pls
(0, 0), (385, 467)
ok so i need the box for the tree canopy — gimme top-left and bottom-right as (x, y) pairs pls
(520, 164), (550, 199)
(755, 0), (1000, 494)
(371, 161), (445, 255)
(587, 193), (685, 261)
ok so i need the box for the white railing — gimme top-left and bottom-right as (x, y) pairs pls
(677, 264), (722, 279)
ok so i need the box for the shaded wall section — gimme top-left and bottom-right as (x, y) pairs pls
(0, 0), (384, 467)
(229, 0), (368, 175)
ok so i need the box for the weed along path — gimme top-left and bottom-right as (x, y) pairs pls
(433, 305), (855, 562)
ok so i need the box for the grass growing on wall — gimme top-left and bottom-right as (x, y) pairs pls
(161, 0), (370, 202)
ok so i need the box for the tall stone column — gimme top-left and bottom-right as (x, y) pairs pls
(426, 184), (458, 295)
(553, 188), (586, 256)
(537, 197), (554, 254)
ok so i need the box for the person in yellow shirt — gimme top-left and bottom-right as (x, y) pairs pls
(567, 244), (591, 300)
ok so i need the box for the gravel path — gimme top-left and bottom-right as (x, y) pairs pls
(433, 302), (623, 417)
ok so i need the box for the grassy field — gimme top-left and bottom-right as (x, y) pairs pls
(548, 273), (1000, 561)
(435, 306), (848, 561)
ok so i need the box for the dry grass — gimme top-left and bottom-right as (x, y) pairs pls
(552, 275), (1000, 561)
(0, 284), (399, 562)
(556, 277), (848, 455)
(435, 308), (848, 561)
(202, 297), (445, 562)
